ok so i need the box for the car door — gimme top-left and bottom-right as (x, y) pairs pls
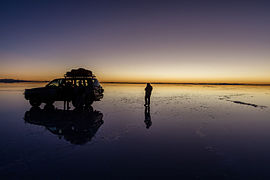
(46, 79), (61, 100)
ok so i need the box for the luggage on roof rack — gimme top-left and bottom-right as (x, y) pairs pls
(65, 68), (93, 78)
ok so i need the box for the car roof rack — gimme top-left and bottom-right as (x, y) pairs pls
(64, 68), (96, 79)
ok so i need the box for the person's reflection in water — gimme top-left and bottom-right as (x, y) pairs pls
(144, 106), (152, 129)
(144, 83), (153, 106)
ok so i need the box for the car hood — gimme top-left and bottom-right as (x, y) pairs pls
(25, 87), (46, 92)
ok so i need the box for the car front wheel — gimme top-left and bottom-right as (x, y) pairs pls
(29, 98), (41, 107)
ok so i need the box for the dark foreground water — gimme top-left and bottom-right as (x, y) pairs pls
(0, 83), (270, 179)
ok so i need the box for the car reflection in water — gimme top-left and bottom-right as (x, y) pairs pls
(24, 105), (103, 145)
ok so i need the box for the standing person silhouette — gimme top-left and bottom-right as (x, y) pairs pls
(144, 83), (153, 106)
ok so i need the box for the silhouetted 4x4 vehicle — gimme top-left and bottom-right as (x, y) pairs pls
(24, 68), (104, 108)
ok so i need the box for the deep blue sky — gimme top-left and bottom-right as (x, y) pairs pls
(1, 0), (270, 82)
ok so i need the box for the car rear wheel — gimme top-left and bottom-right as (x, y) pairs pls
(72, 97), (83, 109)
(29, 98), (41, 107)
(85, 98), (94, 107)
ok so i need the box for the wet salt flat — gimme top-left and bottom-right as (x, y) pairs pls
(0, 83), (270, 179)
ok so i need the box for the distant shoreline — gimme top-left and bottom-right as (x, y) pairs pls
(1, 79), (269, 86)
(0, 79), (49, 83)
(101, 82), (270, 86)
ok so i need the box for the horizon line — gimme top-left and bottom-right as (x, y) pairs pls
(101, 82), (270, 86)
(1, 79), (270, 86)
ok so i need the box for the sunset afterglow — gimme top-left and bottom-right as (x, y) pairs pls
(1, 0), (270, 83)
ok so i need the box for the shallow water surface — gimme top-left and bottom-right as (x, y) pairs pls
(0, 83), (270, 179)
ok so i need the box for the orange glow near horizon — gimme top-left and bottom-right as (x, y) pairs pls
(1, 49), (270, 84)
(1, 66), (270, 84)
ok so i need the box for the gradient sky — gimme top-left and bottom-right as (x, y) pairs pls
(1, 0), (270, 83)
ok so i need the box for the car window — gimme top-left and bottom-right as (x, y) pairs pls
(76, 80), (84, 87)
(84, 79), (88, 86)
(47, 79), (59, 87)
(59, 79), (64, 86)
(75, 79), (89, 87)
(65, 80), (73, 87)
(87, 79), (93, 86)
(93, 79), (100, 86)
